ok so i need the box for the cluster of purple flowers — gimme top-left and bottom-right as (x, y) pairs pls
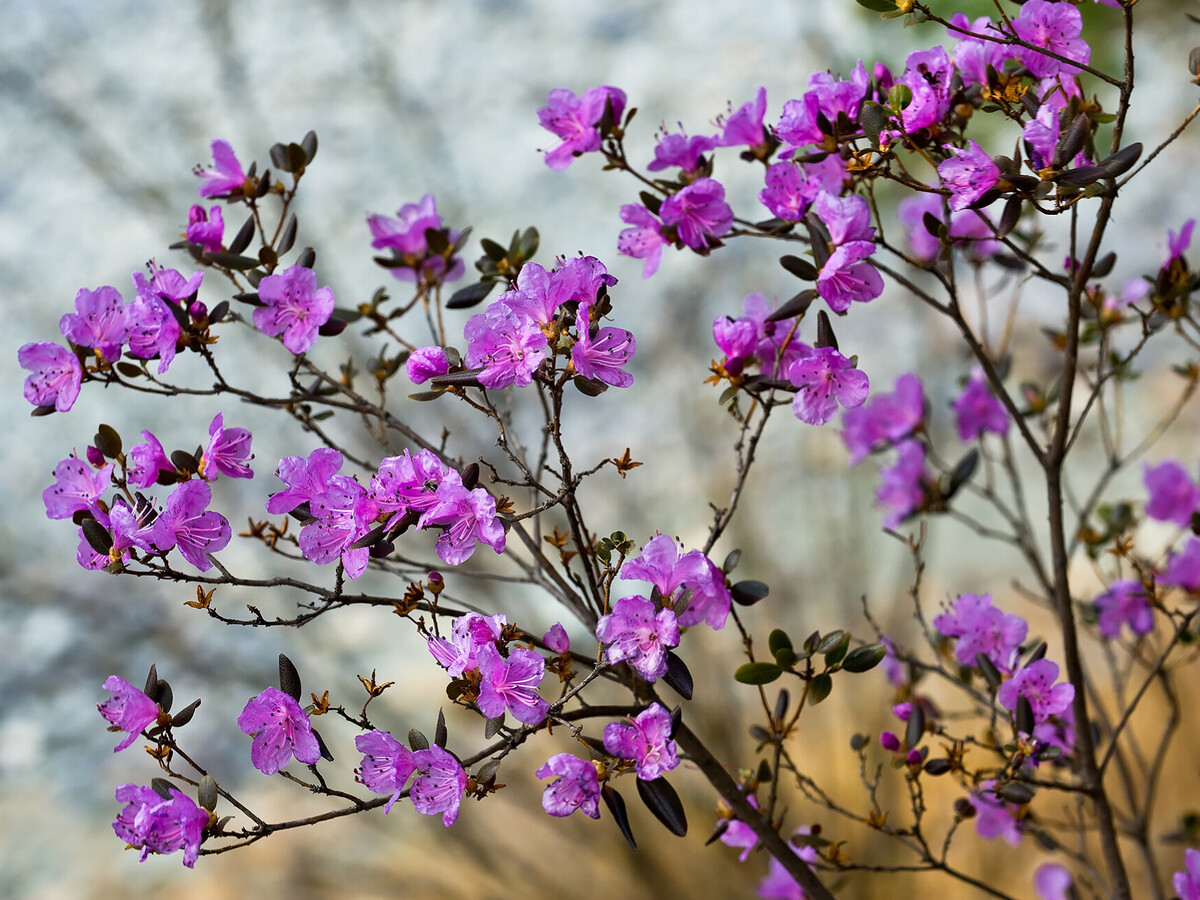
(368, 193), (465, 285)
(355, 730), (468, 825)
(266, 446), (505, 577)
(113, 783), (210, 868)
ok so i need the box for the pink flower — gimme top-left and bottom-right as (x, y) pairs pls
(476, 643), (549, 725)
(253, 265), (335, 354)
(419, 481), (507, 566)
(463, 302), (548, 389)
(266, 447), (344, 515)
(200, 411), (254, 480)
(572, 303), (636, 388)
(1094, 579), (1154, 640)
(43, 454), (111, 520)
(998, 659), (1075, 725)
(236, 686), (321, 775)
(933, 592), (1028, 673)
(877, 439), (927, 529)
(618, 203), (668, 278)
(1012, 1), (1091, 79)
(1035, 863), (1074, 900)
(19, 341), (83, 412)
(660, 177), (734, 252)
(537, 86), (626, 171)
(59, 286), (129, 362)
(595, 595), (681, 680)
(841, 372), (925, 464)
(1174, 848), (1200, 900)
(186, 204), (225, 252)
(194, 139), (247, 198)
(718, 86), (768, 149)
(536, 753), (600, 818)
(299, 475), (378, 579)
(126, 432), (173, 489)
(367, 194), (465, 284)
(410, 746), (468, 826)
(760, 161), (821, 222)
(953, 369), (1009, 440)
(113, 783), (209, 868)
(968, 780), (1023, 845)
(406, 346), (450, 384)
(620, 534), (730, 630)
(543, 623), (570, 654)
(1144, 460), (1200, 526)
(355, 730), (416, 813)
(427, 612), (506, 677)
(647, 131), (716, 174)
(817, 241), (884, 313)
(150, 481), (232, 572)
(939, 140), (1001, 212)
(603, 702), (679, 781)
(787, 344), (870, 426)
(98, 675), (161, 752)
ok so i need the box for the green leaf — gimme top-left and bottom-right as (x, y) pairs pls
(768, 629), (793, 658)
(808, 673), (833, 705)
(636, 776), (688, 837)
(730, 580), (769, 606)
(855, 0), (896, 10)
(735, 662), (783, 685)
(842, 643), (887, 673)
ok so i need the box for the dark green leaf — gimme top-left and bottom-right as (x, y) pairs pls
(170, 698), (201, 728)
(999, 782), (1035, 805)
(662, 651), (693, 700)
(408, 729), (430, 751)
(905, 704), (925, 750)
(278, 214), (298, 256)
(842, 643), (887, 673)
(808, 673), (833, 705)
(780, 254), (819, 281)
(197, 774), (218, 811)
(435, 709), (447, 748)
(1016, 695), (1035, 735)
(301, 130), (318, 164)
(735, 662), (783, 685)
(82, 518), (112, 555)
(94, 424), (122, 458)
(603, 785), (637, 849)
(768, 629), (793, 658)
(636, 777), (687, 837)
(730, 580), (769, 606)
(765, 289), (817, 322)
(976, 652), (1002, 688)
(278, 653), (302, 700)
(856, 0), (896, 10)
(823, 632), (851, 667)
(204, 251), (262, 271)
(446, 281), (496, 310)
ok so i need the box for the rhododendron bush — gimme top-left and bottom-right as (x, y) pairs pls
(23, 1), (1200, 897)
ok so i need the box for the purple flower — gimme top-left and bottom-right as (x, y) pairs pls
(18, 341), (83, 412)
(939, 141), (1001, 212)
(476, 643), (548, 725)
(603, 703), (679, 781)
(953, 370), (1009, 440)
(127, 432), (174, 489)
(543, 623), (570, 654)
(1012, 1), (1090, 79)
(113, 783), (209, 868)
(126, 291), (181, 375)
(537, 85), (626, 171)
(355, 730), (416, 813)
(998, 659), (1074, 725)
(1175, 848), (1200, 900)
(463, 302), (548, 389)
(151, 480), (232, 572)
(253, 265), (335, 354)
(933, 592), (1028, 673)
(660, 177), (733, 251)
(60, 286), (129, 362)
(897, 47), (954, 133)
(967, 780), (1023, 845)
(367, 194), (464, 284)
(427, 612), (506, 677)
(719, 795), (761, 861)
(618, 203), (668, 278)
(1161, 537), (1200, 592)
(195, 139), (247, 198)
(787, 344), (869, 426)
(43, 454), (111, 520)
(407, 346), (450, 384)
(1094, 579), (1154, 640)
(501, 261), (574, 325)
(370, 449), (453, 522)
(817, 241), (884, 313)
(951, 15), (1016, 87)
(713, 292), (803, 379)
(98, 675), (161, 752)
(647, 131), (716, 174)
(186, 204), (225, 252)
(595, 595), (681, 680)
(300, 475), (378, 579)
(898, 193), (1000, 262)
(536, 753), (600, 818)
(1167, 219), (1196, 266)
(1144, 460), (1200, 526)
(757, 828), (821, 900)
(1035, 864), (1073, 900)
(132, 262), (203, 304)
(620, 534), (730, 630)
(877, 439), (927, 529)
(841, 372), (925, 464)
(557, 254), (618, 306)
(410, 745), (469, 826)
(236, 686), (321, 775)
(814, 191), (876, 246)
(776, 63), (869, 152)
(419, 481), (506, 566)
(199, 412), (254, 480)
(760, 161), (821, 222)
(572, 303), (636, 388)
(718, 86), (768, 149)
(267, 447), (344, 515)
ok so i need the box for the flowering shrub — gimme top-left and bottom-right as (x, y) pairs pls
(21, 1), (1200, 897)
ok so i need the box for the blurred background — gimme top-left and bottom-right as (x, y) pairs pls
(3, 1), (1200, 897)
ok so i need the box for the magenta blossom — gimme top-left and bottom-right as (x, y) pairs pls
(1094, 579), (1154, 640)
(150, 480), (232, 572)
(127, 432), (174, 490)
(898, 192), (1000, 263)
(712, 292), (803, 379)
(933, 592), (1028, 673)
(199, 411), (254, 480)
(757, 828), (821, 900)
(998, 658), (1075, 725)
(113, 783), (209, 868)
(126, 291), (181, 374)
(19, 341), (83, 412)
(419, 481), (506, 566)
(719, 795), (761, 861)
(817, 241), (884, 313)
(647, 130), (716, 174)
(814, 191), (875, 246)
(355, 730), (415, 813)
(760, 161), (821, 222)
(968, 780), (1023, 845)
(1144, 460), (1200, 526)
(536, 753), (601, 818)
(407, 346), (450, 384)
(253, 265), (335, 354)
(543, 623), (570, 654)
(370, 449), (454, 523)
(877, 439), (927, 529)
(1012, 1), (1090, 79)
(718, 86), (768, 149)
(236, 686), (321, 775)
(98, 675), (161, 752)
(1175, 848), (1200, 900)
(950, 15), (1016, 87)
(1161, 538), (1200, 592)
(618, 203), (668, 278)
(367, 194), (464, 284)
(897, 47), (954, 134)
(299, 474), (378, 579)
(194, 139), (247, 198)
(776, 63), (869, 153)
(603, 702), (679, 781)
(939, 141), (1001, 212)
(953, 369), (1009, 440)
(787, 344), (869, 426)
(841, 372), (926, 464)
(43, 454), (111, 520)
(572, 303), (636, 388)
(410, 746), (468, 827)
(427, 612), (506, 677)
(1167, 219), (1196, 266)
(660, 177), (734, 251)
(595, 595), (681, 680)
(60, 285), (129, 362)
(620, 534), (731, 630)
(463, 302), (548, 389)
(186, 204), (224, 252)
(537, 85), (626, 171)
(476, 643), (549, 725)
(1034, 864), (1072, 900)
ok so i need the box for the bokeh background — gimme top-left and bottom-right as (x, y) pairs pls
(3, 1), (1200, 898)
